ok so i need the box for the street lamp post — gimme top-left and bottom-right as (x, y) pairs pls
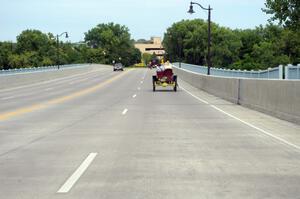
(56, 32), (69, 70)
(188, 1), (212, 75)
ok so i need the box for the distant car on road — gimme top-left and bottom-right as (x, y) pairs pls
(113, 63), (124, 71)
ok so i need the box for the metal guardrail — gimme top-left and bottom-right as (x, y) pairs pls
(0, 64), (87, 76)
(285, 64), (300, 80)
(173, 63), (284, 79)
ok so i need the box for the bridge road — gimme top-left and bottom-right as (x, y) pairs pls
(0, 66), (300, 199)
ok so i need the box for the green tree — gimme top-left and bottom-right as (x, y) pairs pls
(263, 0), (300, 30)
(61, 43), (84, 64)
(0, 42), (14, 69)
(127, 47), (142, 66)
(25, 51), (41, 67)
(233, 24), (292, 69)
(85, 48), (106, 63)
(8, 53), (31, 68)
(163, 20), (190, 63)
(16, 30), (50, 53)
(211, 26), (242, 67)
(279, 29), (300, 64)
(163, 19), (242, 67)
(235, 29), (262, 61)
(84, 23), (140, 66)
(14, 29), (59, 68)
(41, 57), (54, 66)
(142, 53), (152, 65)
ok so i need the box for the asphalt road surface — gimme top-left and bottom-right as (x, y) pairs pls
(0, 65), (300, 199)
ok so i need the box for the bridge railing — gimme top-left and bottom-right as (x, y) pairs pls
(285, 64), (300, 80)
(0, 64), (87, 76)
(173, 63), (284, 79)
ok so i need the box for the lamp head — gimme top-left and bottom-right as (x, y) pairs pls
(65, 32), (69, 38)
(188, 3), (195, 14)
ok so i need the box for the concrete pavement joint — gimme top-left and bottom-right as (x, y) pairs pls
(181, 85), (300, 151)
(57, 153), (98, 193)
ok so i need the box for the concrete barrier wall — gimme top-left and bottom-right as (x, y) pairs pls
(173, 66), (300, 124)
(239, 79), (300, 124)
(174, 67), (239, 103)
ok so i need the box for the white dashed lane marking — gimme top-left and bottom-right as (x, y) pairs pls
(57, 153), (98, 193)
(122, 108), (128, 115)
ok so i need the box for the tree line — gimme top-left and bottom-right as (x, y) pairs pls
(163, 0), (300, 70)
(163, 20), (300, 70)
(0, 23), (141, 70)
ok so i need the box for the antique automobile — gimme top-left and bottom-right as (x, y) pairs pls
(152, 67), (177, 92)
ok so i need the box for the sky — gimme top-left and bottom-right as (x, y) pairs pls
(0, 0), (271, 42)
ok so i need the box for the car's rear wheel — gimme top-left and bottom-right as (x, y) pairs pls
(152, 76), (157, 92)
(173, 75), (177, 92)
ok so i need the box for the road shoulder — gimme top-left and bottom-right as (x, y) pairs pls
(178, 79), (300, 151)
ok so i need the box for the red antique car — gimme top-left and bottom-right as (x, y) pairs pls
(152, 68), (177, 92)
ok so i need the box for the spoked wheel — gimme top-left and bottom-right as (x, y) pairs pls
(173, 75), (177, 92)
(152, 76), (156, 92)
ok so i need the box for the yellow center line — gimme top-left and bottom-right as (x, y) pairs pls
(0, 70), (132, 121)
